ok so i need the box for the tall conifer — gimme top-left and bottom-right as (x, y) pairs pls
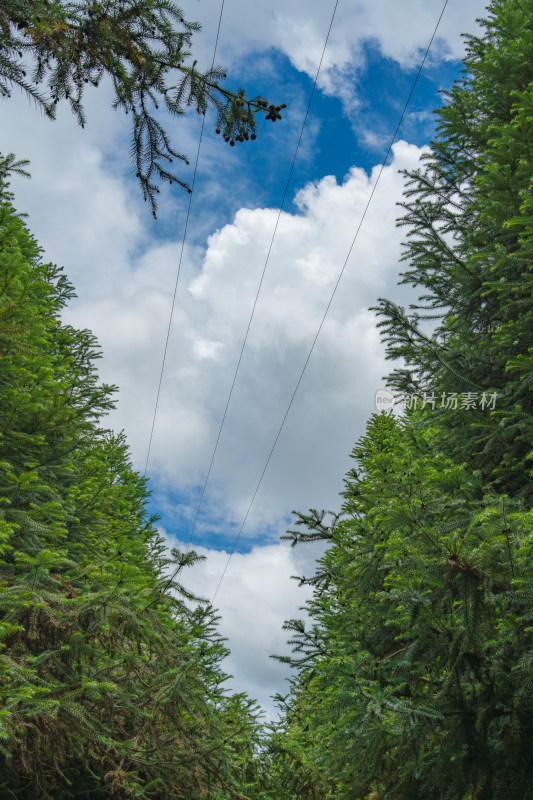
(268, 2), (533, 798)
(373, 0), (533, 503)
(0, 156), (262, 799)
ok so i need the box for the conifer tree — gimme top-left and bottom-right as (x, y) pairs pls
(373, 0), (533, 503)
(0, 154), (263, 798)
(267, 2), (533, 798)
(272, 412), (533, 799)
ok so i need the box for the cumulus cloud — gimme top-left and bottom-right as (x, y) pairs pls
(52, 140), (426, 547)
(165, 532), (324, 719)
(1, 119), (427, 538)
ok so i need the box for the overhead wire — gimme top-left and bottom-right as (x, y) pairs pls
(143, 0), (227, 478)
(152, 0), (341, 607)
(211, 0), (450, 603)
(94, 0), (450, 700)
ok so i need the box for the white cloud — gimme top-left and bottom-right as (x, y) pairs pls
(1, 131), (426, 531)
(192, 0), (488, 107)
(0, 87), (146, 296)
(52, 140), (425, 545)
(2, 127), (423, 545)
(165, 532), (324, 719)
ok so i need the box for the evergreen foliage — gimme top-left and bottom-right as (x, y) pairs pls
(271, 413), (533, 799)
(2, 0), (533, 796)
(0, 0), (285, 216)
(0, 154), (263, 798)
(372, 0), (533, 502)
(267, 2), (533, 798)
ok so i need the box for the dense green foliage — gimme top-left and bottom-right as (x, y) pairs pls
(0, 0), (284, 215)
(0, 154), (263, 798)
(373, 0), (533, 502)
(271, 415), (533, 799)
(266, 1), (533, 798)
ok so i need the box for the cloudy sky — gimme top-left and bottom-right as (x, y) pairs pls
(1, 0), (488, 717)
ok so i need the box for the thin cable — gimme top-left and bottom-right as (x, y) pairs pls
(143, 0), (226, 477)
(211, 0), (449, 603)
(153, 0), (341, 605)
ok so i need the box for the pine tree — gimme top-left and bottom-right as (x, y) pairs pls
(0, 1), (285, 216)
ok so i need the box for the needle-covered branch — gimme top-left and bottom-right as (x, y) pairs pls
(0, 0), (285, 215)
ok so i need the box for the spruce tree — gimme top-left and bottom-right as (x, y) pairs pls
(267, 2), (533, 797)
(271, 412), (533, 799)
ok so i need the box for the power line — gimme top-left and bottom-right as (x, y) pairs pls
(101, 0), (449, 693)
(211, 0), (450, 603)
(143, 0), (227, 478)
(154, 0), (341, 604)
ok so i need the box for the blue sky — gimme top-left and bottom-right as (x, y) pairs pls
(141, 13), (473, 556)
(0, 0), (488, 716)
(149, 35), (467, 246)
